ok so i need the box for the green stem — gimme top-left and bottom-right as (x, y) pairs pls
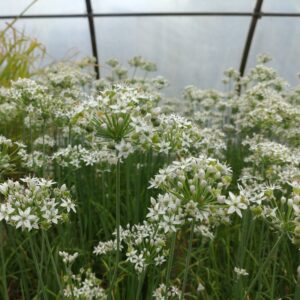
(44, 231), (62, 294)
(0, 226), (9, 300)
(39, 229), (45, 293)
(28, 234), (48, 300)
(181, 220), (195, 300)
(165, 232), (177, 299)
(109, 158), (121, 299)
(246, 233), (284, 298)
(135, 268), (146, 300)
(9, 227), (30, 299)
(42, 118), (46, 177)
(270, 244), (279, 299)
(29, 116), (36, 172)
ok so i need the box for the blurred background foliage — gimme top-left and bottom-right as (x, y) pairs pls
(0, 0), (45, 87)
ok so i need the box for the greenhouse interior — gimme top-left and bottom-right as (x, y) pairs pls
(1, 0), (300, 299)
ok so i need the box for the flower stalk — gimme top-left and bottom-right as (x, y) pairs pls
(181, 220), (195, 300)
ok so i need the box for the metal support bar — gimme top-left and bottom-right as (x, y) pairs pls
(85, 0), (100, 78)
(239, 0), (264, 77)
(2, 11), (300, 19)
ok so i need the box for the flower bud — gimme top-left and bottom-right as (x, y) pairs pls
(101, 123), (107, 129)
(190, 185), (196, 193)
(281, 196), (286, 205)
(217, 195), (225, 204)
(288, 198), (293, 207)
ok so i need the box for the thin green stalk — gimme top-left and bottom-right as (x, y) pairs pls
(29, 116), (36, 172)
(109, 158), (121, 299)
(42, 118), (46, 177)
(147, 267), (156, 300)
(270, 245), (278, 299)
(9, 227), (30, 300)
(43, 231), (62, 294)
(134, 153), (141, 223)
(233, 210), (252, 298)
(136, 268), (146, 300)
(28, 234), (48, 300)
(181, 220), (195, 300)
(125, 160), (131, 222)
(38, 228), (45, 293)
(165, 232), (177, 298)
(0, 231), (9, 300)
(246, 233), (284, 298)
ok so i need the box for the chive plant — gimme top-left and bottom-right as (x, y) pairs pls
(0, 54), (299, 299)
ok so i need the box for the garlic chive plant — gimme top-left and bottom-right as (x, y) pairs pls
(0, 176), (75, 299)
(0, 177), (75, 230)
(0, 136), (26, 179)
(0, 54), (300, 299)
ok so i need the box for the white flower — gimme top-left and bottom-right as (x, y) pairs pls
(115, 139), (135, 159)
(59, 251), (79, 264)
(225, 192), (248, 218)
(197, 282), (205, 292)
(0, 182), (9, 195)
(42, 208), (60, 224)
(93, 240), (116, 255)
(160, 214), (183, 233)
(157, 140), (171, 155)
(126, 250), (146, 273)
(153, 283), (182, 299)
(154, 255), (166, 266)
(61, 198), (76, 213)
(0, 203), (14, 221)
(11, 207), (38, 231)
(234, 267), (249, 277)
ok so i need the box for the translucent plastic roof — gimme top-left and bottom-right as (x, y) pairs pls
(92, 0), (254, 13)
(0, 0), (86, 15)
(1, 0), (300, 94)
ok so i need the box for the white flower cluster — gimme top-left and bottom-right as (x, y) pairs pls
(59, 251), (79, 264)
(34, 135), (56, 148)
(290, 182), (300, 244)
(94, 222), (167, 274)
(103, 56), (168, 93)
(91, 85), (159, 159)
(41, 59), (94, 90)
(241, 63), (287, 90)
(59, 250), (107, 300)
(234, 267), (249, 277)
(0, 177), (75, 231)
(236, 178), (300, 245)
(93, 239), (117, 256)
(149, 156), (232, 193)
(62, 268), (106, 300)
(235, 85), (300, 146)
(147, 193), (184, 233)
(147, 156), (248, 235)
(91, 85), (223, 161)
(154, 114), (225, 157)
(52, 144), (118, 169)
(242, 135), (300, 183)
(153, 283), (182, 300)
(183, 86), (230, 129)
(0, 135), (26, 177)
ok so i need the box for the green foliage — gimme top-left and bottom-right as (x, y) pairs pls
(0, 53), (299, 300)
(0, 25), (45, 87)
(0, 0), (45, 87)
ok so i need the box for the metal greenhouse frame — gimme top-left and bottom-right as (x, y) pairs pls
(1, 0), (299, 79)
